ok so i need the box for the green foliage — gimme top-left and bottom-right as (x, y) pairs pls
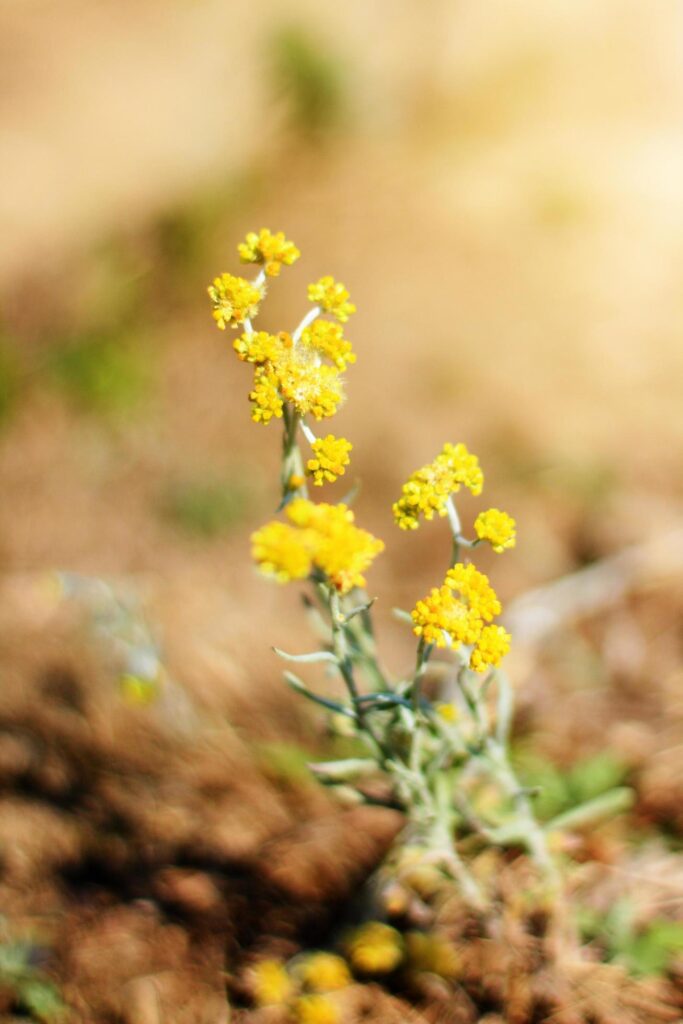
(0, 337), (20, 429)
(254, 739), (315, 785)
(579, 900), (683, 975)
(514, 750), (629, 822)
(0, 937), (66, 1021)
(160, 475), (252, 538)
(270, 24), (346, 139)
(48, 332), (150, 416)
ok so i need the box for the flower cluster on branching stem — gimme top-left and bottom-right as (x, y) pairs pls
(208, 229), (569, 911)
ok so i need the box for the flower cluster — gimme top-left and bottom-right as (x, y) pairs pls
(474, 507), (516, 552)
(251, 955), (344, 1024)
(412, 562), (510, 672)
(393, 442), (484, 530)
(238, 228), (300, 277)
(307, 435), (353, 486)
(345, 922), (404, 974)
(293, 953), (351, 992)
(308, 276), (356, 322)
(232, 327), (347, 423)
(301, 320), (356, 371)
(210, 234), (357, 427)
(252, 499), (384, 593)
(207, 273), (261, 329)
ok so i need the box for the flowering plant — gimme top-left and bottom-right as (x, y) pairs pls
(208, 229), (559, 910)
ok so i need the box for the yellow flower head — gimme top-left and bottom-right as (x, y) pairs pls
(435, 702), (459, 723)
(238, 228), (301, 277)
(393, 442), (483, 530)
(301, 320), (356, 371)
(474, 508), (516, 553)
(345, 921), (404, 974)
(251, 959), (293, 1007)
(307, 435), (353, 486)
(444, 563), (501, 622)
(412, 562), (506, 662)
(308, 276), (356, 323)
(411, 585), (482, 649)
(234, 330), (290, 365)
(251, 521), (312, 583)
(277, 354), (345, 420)
(249, 365), (284, 424)
(253, 500), (383, 594)
(208, 273), (261, 329)
(441, 442), (484, 496)
(469, 623), (511, 673)
(293, 994), (340, 1024)
(294, 953), (351, 993)
(286, 499), (384, 593)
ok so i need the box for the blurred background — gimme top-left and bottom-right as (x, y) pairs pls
(0, 2), (683, 1017)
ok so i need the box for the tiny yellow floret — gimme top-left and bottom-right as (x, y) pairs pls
(308, 277), (356, 323)
(293, 994), (340, 1024)
(251, 959), (293, 1007)
(307, 435), (353, 486)
(208, 273), (261, 329)
(474, 508), (516, 553)
(294, 953), (351, 992)
(345, 921), (404, 974)
(238, 228), (300, 277)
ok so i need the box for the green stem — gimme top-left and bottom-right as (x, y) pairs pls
(280, 404), (307, 505)
(328, 588), (389, 760)
(483, 736), (560, 890)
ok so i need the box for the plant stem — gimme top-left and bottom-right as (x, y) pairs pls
(280, 404), (307, 505)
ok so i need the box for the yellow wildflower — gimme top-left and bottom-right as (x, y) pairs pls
(474, 508), (516, 553)
(234, 330), (289, 364)
(301, 320), (356, 371)
(253, 501), (383, 594)
(345, 921), (404, 974)
(412, 562), (505, 658)
(441, 442), (484, 496)
(411, 585), (481, 649)
(208, 273), (261, 329)
(237, 228), (300, 277)
(308, 276), (356, 323)
(294, 953), (351, 992)
(286, 499), (384, 593)
(277, 355), (345, 420)
(307, 435), (353, 486)
(469, 623), (511, 673)
(251, 959), (293, 1007)
(292, 994), (340, 1024)
(435, 702), (459, 723)
(251, 521), (312, 583)
(249, 366), (284, 424)
(393, 442), (483, 530)
(444, 563), (501, 622)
